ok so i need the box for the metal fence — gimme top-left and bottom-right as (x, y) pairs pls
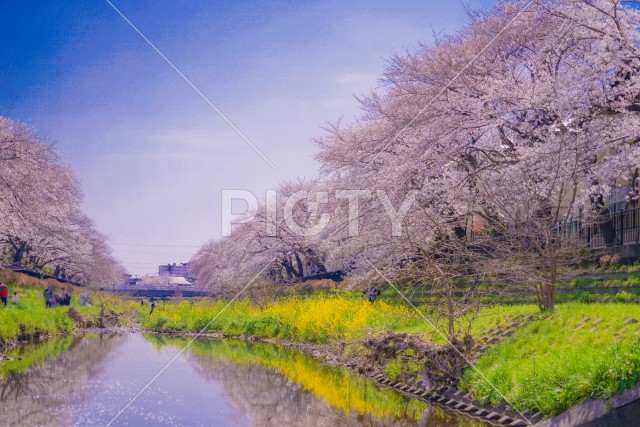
(113, 283), (197, 292)
(562, 206), (640, 248)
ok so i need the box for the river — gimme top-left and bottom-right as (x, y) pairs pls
(0, 333), (487, 426)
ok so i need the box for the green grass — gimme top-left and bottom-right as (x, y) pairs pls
(562, 274), (640, 287)
(140, 293), (417, 343)
(140, 292), (539, 345)
(1, 278), (534, 350)
(391, 304), (539, 345)
(461, 303), (640, 416)
(0, 282), (135, 346)
(596, 263), (640, 273)
(0, 287), (78, 344)
(556, 290), (640, 304)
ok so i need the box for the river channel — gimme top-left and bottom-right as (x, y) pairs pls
(0, 333), (488, 426)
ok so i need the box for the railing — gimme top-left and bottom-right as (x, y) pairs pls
(113, 283), (197, 292)
(561, 206), (640, 249)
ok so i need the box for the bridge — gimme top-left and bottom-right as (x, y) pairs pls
(111, 284), (214, 298)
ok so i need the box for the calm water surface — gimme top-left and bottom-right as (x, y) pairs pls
(0, 333), (486, 426)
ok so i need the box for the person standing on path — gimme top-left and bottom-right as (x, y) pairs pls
(0, 282), (8, 306)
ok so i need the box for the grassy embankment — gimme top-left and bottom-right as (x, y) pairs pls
(140, 292), (537, 343)
(142, 294), (412, 343)
(0, 270), (136, 347)
(141, 291), (640, 417)
(461, 303), (640, 415)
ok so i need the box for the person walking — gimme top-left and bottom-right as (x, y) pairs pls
(11, 292), (19, 305)
(364, 286), (380, 303)
(0, 282), (8, 306)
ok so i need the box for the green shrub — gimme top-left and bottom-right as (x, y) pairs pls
(384, 360), (402, 380)
(615, 291), (635, 302)
(577, 292), (597, 303)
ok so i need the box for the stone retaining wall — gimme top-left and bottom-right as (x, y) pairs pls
(370, 374), (532, 426)
(364, 312), (640, 427)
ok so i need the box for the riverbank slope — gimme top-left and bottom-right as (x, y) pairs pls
(138, 292), (640, 420)
(0, 269), (136, 350)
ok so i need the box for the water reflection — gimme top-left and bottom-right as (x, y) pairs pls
(0, 333), (124, 426)
(0, 333), (486, 426)
(147, 335), (484, 427)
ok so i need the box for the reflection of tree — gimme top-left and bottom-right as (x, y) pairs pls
(0, 333), (125, 426)
(192, 360), (418, 427)
(145, 336), (480, 427)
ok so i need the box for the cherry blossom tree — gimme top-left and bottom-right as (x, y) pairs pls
(315, 0), (640, 312)
(193, 0), (640, 316)
(0, 116), (123, 287)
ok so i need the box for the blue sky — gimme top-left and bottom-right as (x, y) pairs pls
(0, 0), (496, 275)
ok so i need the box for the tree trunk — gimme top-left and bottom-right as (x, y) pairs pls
(294, 252), (304, 277)
(282, 254), (304, 279)
(304, 249), (327, 273)
(545, 256), (557, 310)
(281, 258), (296, 279)
(444, 281), (455, 340)
(12, 240), (27, 263)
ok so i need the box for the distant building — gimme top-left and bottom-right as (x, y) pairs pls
(121, 274), (141, 286)
(159, 262), (191, 278)
(139, 275), (193, 287)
